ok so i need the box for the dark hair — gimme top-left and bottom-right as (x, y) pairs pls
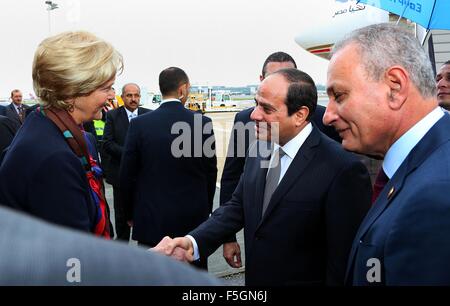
(10, 89), (21, 98)
(272, 68), (317, 121)
(159, 67), (189, 96)
(444, 60), (450, 65)
(261, 52), (297, 78)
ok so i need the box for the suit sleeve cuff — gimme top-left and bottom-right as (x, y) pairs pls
(186, 235), (200, 261)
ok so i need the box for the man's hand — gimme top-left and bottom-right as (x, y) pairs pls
(223, 242), (242, 268)
(152, 236), (194, 262)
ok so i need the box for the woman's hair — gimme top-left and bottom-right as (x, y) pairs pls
(32, 31), (123, 110)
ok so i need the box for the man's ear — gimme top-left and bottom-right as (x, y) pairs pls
(178, 85), (185, 100)
(259, 74), (264, 82)
(385, 66), (409, 110)
(294, 106), (310, 127)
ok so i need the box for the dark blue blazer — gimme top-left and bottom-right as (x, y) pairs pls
(103, 106), (150, 186)
(0, 111), (97, 232)
(347, 114), (450, 286)
(191, 127), (371, 286)
(219, 105), (342, 243)
(120, 101), (217, 246)
(4, 103), (30, 127)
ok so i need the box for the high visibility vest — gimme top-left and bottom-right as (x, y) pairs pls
(93, 119), (106, 137)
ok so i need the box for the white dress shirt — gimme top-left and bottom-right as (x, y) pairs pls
(125, 108), (139, 122)
(187, 123), (314, 260)
(13, 103), (23, 114)
(382, 107), (444, 179)
(161, 98), (181, 105)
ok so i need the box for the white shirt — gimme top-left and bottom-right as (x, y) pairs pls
(270, 123), (313, 184)
(125, 108), (139, 122)
(187, 122), (314, 260)
(13, 103), (23, 114)
(161, 98), (181, 105)
(383, 107), (444, 179)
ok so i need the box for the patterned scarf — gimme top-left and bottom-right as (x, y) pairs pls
(39, 106), (111, 239)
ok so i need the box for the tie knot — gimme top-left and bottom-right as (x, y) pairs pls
(372, 167), (389, 204)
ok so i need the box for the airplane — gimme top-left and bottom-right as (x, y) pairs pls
(295, 0), (450, 73)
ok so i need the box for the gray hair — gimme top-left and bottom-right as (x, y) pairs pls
(332, 23), (436, 98)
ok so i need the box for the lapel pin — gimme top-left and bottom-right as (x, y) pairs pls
(387, 187), (395, 200)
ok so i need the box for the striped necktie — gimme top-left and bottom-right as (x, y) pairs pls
(262, 148), (286, 217)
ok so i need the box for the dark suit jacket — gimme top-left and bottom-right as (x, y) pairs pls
(347, 114), (450, 286)
(0, 115), (19, 157)
(5, 103), (30, 126)
(120, 101), (217, 246)
(0, 105), (6, 116)
(191, 126), (371, 286)
(25, 103), (40, 116)
(0, 206), (221, 285)
(103, 106), (150, 186)
(219, 105), (342, 243)
(0, 111), (97, 232)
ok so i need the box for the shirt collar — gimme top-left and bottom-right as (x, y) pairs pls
(13, 103), (22, 112)
(161, 98), (181, 104)
(124, 107), (138, 118)
(273, 122), (313, 159)
(383, 107), (444, 178)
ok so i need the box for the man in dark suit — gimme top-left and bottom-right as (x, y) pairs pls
(103, 83), (149, 241)
(157, 68), (371, 285)
(120, 67), (217, 270)
(220, 51), (342, 268)
(324, 23), (450, 285)
(0, 205), (220, 285)
(0, 115), (19, 160)
(5, 90), (30, 127)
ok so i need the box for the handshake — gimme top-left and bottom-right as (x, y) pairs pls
(151, 236), (195, 263)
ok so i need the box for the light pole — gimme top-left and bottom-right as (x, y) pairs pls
(45, 1), (59, 35)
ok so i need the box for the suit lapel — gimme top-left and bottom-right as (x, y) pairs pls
(256, 127), (321, 229)
(119, 107), (130, 130)
(345, 114), (450, 282)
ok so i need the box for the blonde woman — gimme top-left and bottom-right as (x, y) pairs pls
(0, 31), (122, 238)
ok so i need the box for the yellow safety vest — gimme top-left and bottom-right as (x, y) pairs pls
(93, 119), (106, 136)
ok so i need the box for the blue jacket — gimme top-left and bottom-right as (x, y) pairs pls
(120, 102), (217, 246)
(191, 127), (371, 285)
(347, 114), (450, 285)
(0, 111), (97, 232)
